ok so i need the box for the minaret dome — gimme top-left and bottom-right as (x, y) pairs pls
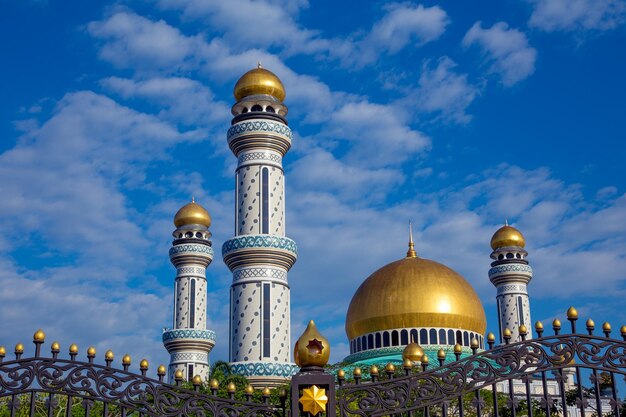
(233, 64), (286, 102)
(490, 223), (525, 249)
(174, 199), (211, 228)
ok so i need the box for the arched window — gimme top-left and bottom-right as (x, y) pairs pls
(463, 331), (469, 346)
(266, 106), (275, 113)
(410, 329), (418, 344)
(251, 104), (262, 112)
(242, 107), (248, 113)
(391, 330), (399, 346)
(448, 330), (454, 345)
(375, 333), (381, 348)
(420, 329), (428, 344)
(456, 330), (462, 345)
(439, 329), (446, 345)
(361, 336), (367, 350)
(400, 329), (408, 345)
(383, 332), (390, 347)
(506, 253), (514, 259)
(357, 338), (361, 352)
(368, 334), (374, 350)
(429, 329), (438, 344)
(498, 254), (504, 260)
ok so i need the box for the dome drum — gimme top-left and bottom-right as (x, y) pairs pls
(232, 97), (288, 118)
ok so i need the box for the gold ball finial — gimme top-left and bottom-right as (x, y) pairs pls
(454, 343), (463, 354)
(293, 320), (330, 368)
(337, 369), (345, 378)
(174, 369), (184, 380)
(437, 348), (446, 359)
(603, 322), (612, 332)
(403, 358), (413, 369)
(421, 355), (429, 365)
(552, 319), (561, 329)
(535, 321), (544, 330)
(192, 375), (202, 386)
(586, 319), (595, 329)
(369, 365), (379, 376)
(245, 384), (254, 395)
(353, 367), (362, 377)
(262, 387), (271, 396)
(487, 332), (495, 342)
(0, 346), (5, 357)
(503, 328), (512, 337)
(69, 344), (78, 354)
(567, 306), (578, 320)
(620, 325), (626, 336)
(122, 354), (131, 365)
(519, 325), (528, 336)
(385, 363), (395, 373)
(157, 365), (166, 376)
(87, 346), (96, 356)
(140, 359), (149, 370)
(471, 337), (480, 348)
(51, 342), (60, 353)
(33, 329), (45, 342)
(105, 350), (114, 360)
(15, 343), (24, 354)
(234, 66), (286, 102)
(227, 382), (236, 393)
(209, 378), (219, 389)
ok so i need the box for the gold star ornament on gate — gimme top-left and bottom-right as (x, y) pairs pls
(299, 385), (328, 416)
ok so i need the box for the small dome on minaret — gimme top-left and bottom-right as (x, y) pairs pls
(173, 198), (211, 228)
(233, 63), (286, 102)
(490, 222), (525, 249)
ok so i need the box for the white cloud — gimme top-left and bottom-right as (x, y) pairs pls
(528, 0), (626, 32)
(463, 21), (537, 86)
(401, 57), (480, 124)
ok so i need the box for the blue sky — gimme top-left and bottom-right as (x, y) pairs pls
(1, 0), (625, 369)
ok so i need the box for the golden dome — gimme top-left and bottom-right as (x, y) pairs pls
(345, 253), (487, 341)
(174, 198), (211, 228)
(490, 223), (525, 249)
(234, 64), (286, 102)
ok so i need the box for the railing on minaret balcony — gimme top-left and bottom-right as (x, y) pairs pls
(223, 65), (298, 386)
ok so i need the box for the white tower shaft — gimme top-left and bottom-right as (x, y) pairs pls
(223, 96), (298, 387)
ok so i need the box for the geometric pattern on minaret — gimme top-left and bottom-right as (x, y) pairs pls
(222, 64), (298, 387)
(488, 222), (533, 344)
(163, 199), (215, 383)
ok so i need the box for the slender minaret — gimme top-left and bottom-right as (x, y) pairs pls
(163, 199), (215, 383)
(489, 222), (533, 343)
(222, 64), (298, 387)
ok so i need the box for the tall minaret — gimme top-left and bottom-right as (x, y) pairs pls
(489, 222), (533, 343)
(163, 200), (215, 383)
(222, 65), (298, 387)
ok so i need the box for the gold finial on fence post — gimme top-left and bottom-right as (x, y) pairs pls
(384, 363), (395, 379)
(33, 329), (45, 357)
(503, 328), (512, 344)
(403, 358), (413, 375)
(227, 382), (236, 399)
(369, 365), (379, 382)
(0, 346), (5, 363)
(421, 355), (429, 371)
(105, 350), (114, 367)
(244, 384), (254, 401)
(51, 342), (60, 359)
(603, 322), (612, 338)
(87, 346), (96, 364)
(157, 365), (166, 382)
(209, 378), (219, 395)
(262, 387), (271, 404)
(437, 348), (446, 366)
(192, 375), (202, 391)
(69, 344), (78, 360)
(15, 343), (24, 360)
(487, 332), (495, 349)
(566, 307), (578, 333)
(353, 367), (362, 384)
(454, 343), (462, 361)
(139, 359), (149, 376)
(122, 354), (131, 371)
(471, 336), (480, 352)
(552, 319), (561, 335)
(174, 369), (184, 386)
(519, 325), (528, 341)
(535, 321), (544, 337)
(337, 369), (345, 386)
(586, 319), (595, 335)
(620, 325), (626, 341)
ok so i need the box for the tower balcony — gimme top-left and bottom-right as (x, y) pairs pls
(162, 328), (216, 353)
(222, 235), (297, 271)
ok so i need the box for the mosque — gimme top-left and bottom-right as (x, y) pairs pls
(159, 65), (540, 388)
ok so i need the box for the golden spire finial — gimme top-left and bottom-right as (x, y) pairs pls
(504, 219), (508, 226)
(191, 196), (195, 203)
(406, 221), (417, 258)
(257, 61), (262, 69)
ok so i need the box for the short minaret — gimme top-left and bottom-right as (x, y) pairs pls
(489, 222), (533, 343)
(163, 199), (215, 383)
(222, 64), (298, 387)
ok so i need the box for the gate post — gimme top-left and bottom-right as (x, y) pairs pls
(290, 320), (336, 417)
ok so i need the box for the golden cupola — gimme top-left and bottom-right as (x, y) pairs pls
(490, 222), (525, 249)
(345, 233), (487, 343)
(233, 64), (286, 102)
(173, 198), (211, 228)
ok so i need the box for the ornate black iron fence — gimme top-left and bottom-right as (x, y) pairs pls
(0, 331), (284, 417)
(335, 310), (626, 417)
